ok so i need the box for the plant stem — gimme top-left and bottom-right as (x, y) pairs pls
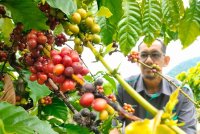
(86, 42), (186, 134)
(48, 78), (77, 114)
(171, 126), (186, 134)
(156, 72), (197, 105)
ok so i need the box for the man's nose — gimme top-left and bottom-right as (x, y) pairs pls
(144, 55), (153, 64)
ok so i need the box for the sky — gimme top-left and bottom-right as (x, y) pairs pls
(165, 37), (200, 72)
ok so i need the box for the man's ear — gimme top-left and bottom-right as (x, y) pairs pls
(164, 56), (170, 67)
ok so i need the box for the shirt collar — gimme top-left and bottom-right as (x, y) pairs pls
(135, 74), (171, 96)
(161, 76), (172, 96)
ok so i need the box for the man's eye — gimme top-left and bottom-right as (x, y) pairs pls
(151, 53), (161, 58)
(140, 54), (148, 58)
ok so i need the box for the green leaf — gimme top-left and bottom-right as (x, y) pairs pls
(103, 82), (113, 95)
(99, 0), (123, 26)
(63, 124), (90, 134)
(0, 81), (3, 90)
(51, 125), (67, 134)
(178, 0), (200, 48)
(179, 21), (200, 48)
(75, 0), (95, 8)
(48, 117), (63, 126)
(0, 119), (14, 134)
(68, 92), (82, 111)
(23, 70), (51, 105)
(98, 17), (116, 45)
(118, 0), (142, 55)
(0, 18), (14, 45)
(0, 102), (58, 134)
(99, 115), (113, 134)
(102, 43), (114, 56)
(176, 63), (200, 101)
(103, 74), (117, 94)
(42, 97), (68, 121)
(161, 25), (178, 45)
(0, 63), (15, 73)
(1, 0), (48, 31)
(162, 0), (184, 31)
(28, 106), (38, 116)
(142, 0), (162, 45)
(53, 24), (64, 35)
(97, 6), (113, 18)
(46, 0), (76, 16)
(27, 81), (51, 105)
(83, 75), (94, 83)
(176, 0), (185, 16)
(96, 0), (102, 8)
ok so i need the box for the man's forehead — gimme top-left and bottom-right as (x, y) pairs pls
(139, 40), (162, 51)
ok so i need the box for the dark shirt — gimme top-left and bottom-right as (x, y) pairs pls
(117, 74), (197, 134)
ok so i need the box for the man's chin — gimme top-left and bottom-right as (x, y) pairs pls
(143, 74), (156, 80)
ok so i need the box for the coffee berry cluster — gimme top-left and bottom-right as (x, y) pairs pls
(127, 51), (139, 63)
(39, 96), (52, 106)
(29, 47), (89, 93)
(73, 108), (100, 133)
(78, 78), (116, 121)
(63, 8), (101, 54)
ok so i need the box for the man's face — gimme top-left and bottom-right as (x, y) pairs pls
(138, 40), (169, 80)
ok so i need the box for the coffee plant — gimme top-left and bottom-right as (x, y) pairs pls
(0, 0), (199, 134)
(177, 63), (200, 103)
(176, 63), (200, 123)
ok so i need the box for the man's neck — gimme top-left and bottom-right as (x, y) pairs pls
(143, 77), (162, 94)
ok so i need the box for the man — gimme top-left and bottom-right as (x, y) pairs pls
(116, 39), (197, 134)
